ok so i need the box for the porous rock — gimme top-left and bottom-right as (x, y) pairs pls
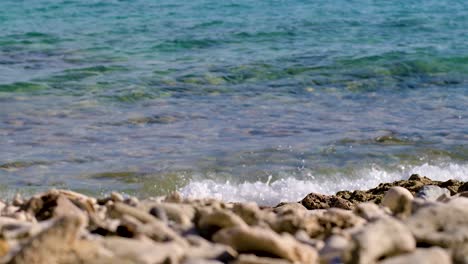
(381, 187), (413, 217)
(378, 247), (451, 264)
(313, 208), (366, 238)
(301, 193), (353, 210)
(319, 235), (351, 264)
(212, 226), (318, 263)
(99, 237), (185, 264)
(197, 208), (247, 238)
(270, 213), (320, 237)
(232, 202), (274, 226)
(347, 217), (416, 264)
(405, 197), (468, 247)
(353, 202), (389, 221)
(232, 254), (292, 264)
(7, 215), (90, 264)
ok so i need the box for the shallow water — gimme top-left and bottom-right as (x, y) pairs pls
(0, 0), (467, 204)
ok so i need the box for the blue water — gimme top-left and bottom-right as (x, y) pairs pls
(0, 0), (467, 203)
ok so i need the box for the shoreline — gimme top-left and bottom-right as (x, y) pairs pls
(0, 174), (466, 263)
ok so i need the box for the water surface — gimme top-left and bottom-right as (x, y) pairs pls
(1, 0), (467, 204)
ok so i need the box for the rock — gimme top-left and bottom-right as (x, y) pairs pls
(347, 217), (416, 264)
(301, 193), (353, 210)
(458, 182), (468, 193)
(20, 189), (96, 221)
(7, 215), (87, 264)
(319, 235), (351, 263)
(313, 208), (366, 238)
(453, 243), (468, 264)
(108, 202), (187, 245)
(232, 202), (273, 226)
(99, 237), (185, 264)
(53, 195), (88, 226)
(353, 202), (389, 221)
(146, 202), (194, 229)
(273, 203), (307, 215)
(294, 230), (324, 250)
(336, 174), (462, 205)
(164, 191), (184, 203)
(182, 259), (224, 264)
(381, 187), (413, 217)
(107, 202), (157, 224)
(405, 198), (468, 247)
(232, 254), (293, 264)
(110, 192), (124, 203)
(184, 235), (237, 262)
(416, 185), (450, 201)
(379, 247), (451, 264)
(197, 208), (247, 238)
(270, 213), (320, 237)
(213, 226), (318, 263)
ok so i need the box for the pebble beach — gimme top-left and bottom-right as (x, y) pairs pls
(0, 174), (467, 264)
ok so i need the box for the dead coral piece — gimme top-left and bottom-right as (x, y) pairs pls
(7, 215), (87, 264)
(378, 247), (451, 264)
(232, 254), (292, 264)
(381, 187), (413, 218)
(213, 226), (318, 263)
(347, 217), (415, 264)
(405, 198), (468, 247)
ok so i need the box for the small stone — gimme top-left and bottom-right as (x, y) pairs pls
(381, 187), (413, 217)
(379, 247), (451, 264)
(301, 193), (353, 210)
(416, 185), (450, 201)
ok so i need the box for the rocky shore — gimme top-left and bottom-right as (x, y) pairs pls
(0, 174), (467, 263)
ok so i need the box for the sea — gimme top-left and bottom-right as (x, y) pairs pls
(0, 0), (467, 205)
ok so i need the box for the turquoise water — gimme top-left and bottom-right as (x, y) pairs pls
(1, 0), (467, 203)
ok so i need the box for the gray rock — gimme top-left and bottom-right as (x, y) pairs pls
(379, 247), (451, 264)
(416, 185), (450, 201)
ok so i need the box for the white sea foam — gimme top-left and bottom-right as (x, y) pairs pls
(179, 163), (468, 206)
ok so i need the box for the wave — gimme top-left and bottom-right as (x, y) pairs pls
(179, 162), (468, 206)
